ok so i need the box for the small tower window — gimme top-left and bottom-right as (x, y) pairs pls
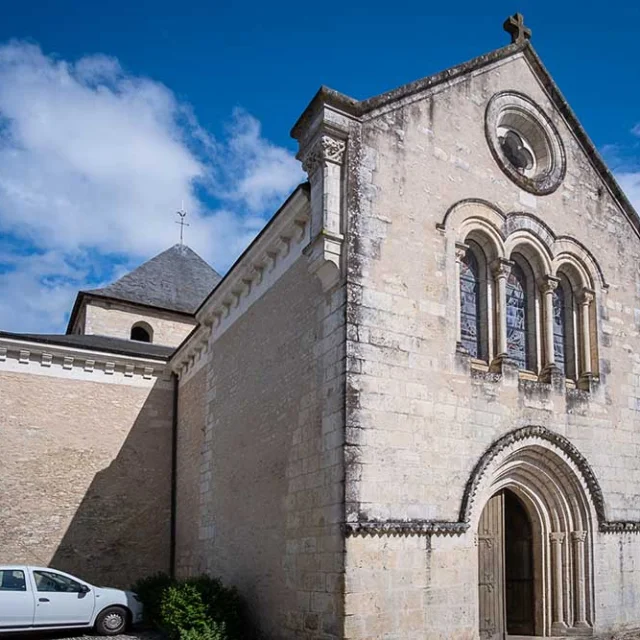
(131, 322), (153, 343)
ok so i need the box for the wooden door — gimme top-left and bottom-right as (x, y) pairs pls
(478, 492), (505, 640)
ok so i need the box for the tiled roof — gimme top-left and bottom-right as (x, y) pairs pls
(86, 244), (221, 314)
(0, 331), (175, 360)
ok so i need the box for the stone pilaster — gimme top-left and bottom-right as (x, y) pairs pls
(571, 531), (590, 630)
(578, 288), (595, 390)
(297, 124), (349, 291)
(539, 275), (564, 388)
(550, 531), (568, 633)
(489, 258), (517, 377)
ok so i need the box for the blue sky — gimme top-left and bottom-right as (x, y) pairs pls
(0, 0), (638, 332)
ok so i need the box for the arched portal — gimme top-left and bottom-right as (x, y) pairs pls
(473, 432), (596, 638)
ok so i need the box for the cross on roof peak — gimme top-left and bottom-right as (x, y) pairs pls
(503, 13), (532, 45)
(175, 205), (190, 245)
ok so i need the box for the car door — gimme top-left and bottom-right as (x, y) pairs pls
(0, 567), (35, 629)
(31, 569), (95, 627)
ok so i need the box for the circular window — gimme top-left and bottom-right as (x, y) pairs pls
(485, 91), (566, 195)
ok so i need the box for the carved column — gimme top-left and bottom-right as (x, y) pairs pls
(491, 258), (513, 368)
(455, 243), (469, 352)
(299, 133), (347, 291)
(550, 532), (568, 632)
(539, 275), (562, 384)
(578, 288), (595, 388)
(571, 531), (589, 629)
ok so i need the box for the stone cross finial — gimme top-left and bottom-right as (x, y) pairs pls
(503, 13), (532, 44)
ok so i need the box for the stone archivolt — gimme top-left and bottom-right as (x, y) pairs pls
(348, 425), (640, 536)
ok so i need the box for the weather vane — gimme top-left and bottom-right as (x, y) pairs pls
(175, 202), (190, 245)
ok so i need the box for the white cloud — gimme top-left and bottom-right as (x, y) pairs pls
(218, 110), (304, 213)
(0, 41), (304, 333)
(618, 172), (640, 213)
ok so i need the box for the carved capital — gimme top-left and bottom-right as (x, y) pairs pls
(492, 258), (513, 280)
(549, 531), (566, 544)
(579, 287), (595, 306)
(539, 275), (560, 294)
(301, 135), (346, 176)
(455, 242), (469, 263)
(571, 530), (587, 543)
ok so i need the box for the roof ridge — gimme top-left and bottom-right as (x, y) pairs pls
(291, 41), (525, 139)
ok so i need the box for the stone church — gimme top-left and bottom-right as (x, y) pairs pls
(2, 14), (640, 639)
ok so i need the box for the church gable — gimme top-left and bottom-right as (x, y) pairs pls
(357, 47), (635, 243)
(291, 38), (640, 241)
(343, 40), (640, 364)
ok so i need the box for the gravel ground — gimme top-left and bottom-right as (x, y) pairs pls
(2, 630), (164, 640)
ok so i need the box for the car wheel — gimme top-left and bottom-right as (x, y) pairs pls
(95, 605), (129, 636)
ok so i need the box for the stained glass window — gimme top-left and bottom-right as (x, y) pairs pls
(460, 250), (481, 358)
(552, 284), (566, 376)
(506, 263), (528, 369)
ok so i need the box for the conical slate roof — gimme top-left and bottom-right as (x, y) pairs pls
(86, 244), (222, 314)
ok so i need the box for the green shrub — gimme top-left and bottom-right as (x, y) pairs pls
(131, 572), (175, 625)
(160, 582), (210, 637)
(132, 573), (246, 640)
(184, 575), (245, 639)
(178, 622), (227, 640)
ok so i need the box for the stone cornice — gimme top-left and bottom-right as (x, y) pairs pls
(0, 336), (169, 386)
(345, 521), (469, 537)
(171, 185), (311, 379)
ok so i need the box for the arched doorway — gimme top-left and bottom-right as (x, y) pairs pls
(472, 430), (597, 638)
(478, 489), (535, 638)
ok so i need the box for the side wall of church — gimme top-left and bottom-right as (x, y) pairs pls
(342, 53), (640, 638)
(184, 257), (345, 640)
(0, 365), (173, 589)
(175, 364), (207, 578)
(82, 298), (197, 347)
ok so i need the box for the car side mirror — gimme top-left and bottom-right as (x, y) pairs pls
(79, 584), (90, 593)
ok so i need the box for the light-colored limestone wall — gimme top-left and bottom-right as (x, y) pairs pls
(83, 299), (196, 347)
(343, 52), (640, 636)
(594, 533), (640, 633)
(0, 367), (173, 589)
(175, 366), (207, 578)
(345, 533), (476, 640)
(193, 257), (345, 639)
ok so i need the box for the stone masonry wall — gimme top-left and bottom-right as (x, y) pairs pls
(192, 257), (345, 640)
(0, 367), (173, 588)
(343, 52), (640, 637)
(175, 365), (207, 578)
(83, 298), (196, 347)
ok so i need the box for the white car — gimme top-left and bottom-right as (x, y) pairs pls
(0, 565), (143, 636)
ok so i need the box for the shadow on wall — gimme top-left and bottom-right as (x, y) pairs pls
(50, 380), (173, 590)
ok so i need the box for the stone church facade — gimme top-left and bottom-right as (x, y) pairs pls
(3, 15), (640, 640)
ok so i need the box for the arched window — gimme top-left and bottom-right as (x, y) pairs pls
(506, 262), (529, 370)
(460, 249), (482, 358)
(553, 276), (578, 380)
(131, 322), (153, 343)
